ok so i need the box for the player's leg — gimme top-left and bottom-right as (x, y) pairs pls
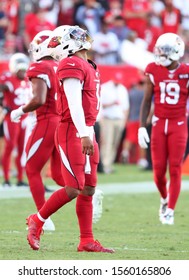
(26, 123), (77, 250)
(151, 119), (168, 220)
(162, 118), (188, 224)
(25, 119), (57, 210)
(16, 120), (27, 185)
(50, 146), (65, 187)
(100, 118), (116, 173)
(27, 123), (114, 252)
(2, 119), (19, 185)
(76, 135), (114, 253)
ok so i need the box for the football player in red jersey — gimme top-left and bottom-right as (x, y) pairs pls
(25, 25), (114, 253)
(0, 53), (31, 187)
(138, 33), (188, 225)
(10, 30), (65, 231)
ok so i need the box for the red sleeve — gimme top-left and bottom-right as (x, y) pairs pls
(58, 57), (85, 81)
(145, 63), (157, 77)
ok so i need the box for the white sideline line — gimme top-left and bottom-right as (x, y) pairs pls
(0, 181), (189, 199)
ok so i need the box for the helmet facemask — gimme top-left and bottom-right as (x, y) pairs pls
(70, 27), (93, 51)
(154, 45), (174, 66)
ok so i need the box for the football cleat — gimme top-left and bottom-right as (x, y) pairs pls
(26, 214), (43, 250)
(42, 217), (55, 231)
(17, 181), (28, 187)
(159, 197), (168, 222)
(77, 240), (115, 253)
(92, 189), (104, 223)
(2, 181), (12, 187)
(161, 208), (174, 225)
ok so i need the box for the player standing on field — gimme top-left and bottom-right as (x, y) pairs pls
(0, 53), (31, 187)
(26, 25), (114, 253)
(138, 33), (188, 225)
(10, 30), (65, 231)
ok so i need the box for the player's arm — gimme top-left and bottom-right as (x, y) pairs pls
(138, 75), (153, 149)
(10, 77), (47, 122)
(22, 78), (47, 112)
(63, 77), (94, 156)
(139, 75), (153, 127)
(0, 83), (11, 120)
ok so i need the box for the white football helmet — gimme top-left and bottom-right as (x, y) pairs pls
(154, 33), (185, 67)
(9, 53), (30, 74)
(28, 30), (54, 61)
(47, 25), (93, 61)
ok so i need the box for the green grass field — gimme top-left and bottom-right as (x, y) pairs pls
(0, 163), (189, 260)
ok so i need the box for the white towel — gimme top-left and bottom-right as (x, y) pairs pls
(85, 155), (91, 174)
(84, 126), (94, 174)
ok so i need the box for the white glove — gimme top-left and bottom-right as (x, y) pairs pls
(10, 106), (24, 123)
(138, 127), (150, 149)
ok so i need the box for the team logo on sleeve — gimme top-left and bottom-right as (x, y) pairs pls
(179, 74), (189, 79)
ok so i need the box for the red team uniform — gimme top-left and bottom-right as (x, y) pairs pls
(55, 56), (100, 189)
(25, 59), (64, 210)
(26, 25), (114, 253)
(0, 72), (31, 183)
(145, 62), (188, 210)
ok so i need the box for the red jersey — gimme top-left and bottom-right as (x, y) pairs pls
(123, 0), (151, 38)
(145, 62), (189, 119)
(24, 13), (56, 41)
(27, 60), (59, 121)
(161, 8), (181, 34)
(57, 56), (100, 126)
(0, 71), (31, 114)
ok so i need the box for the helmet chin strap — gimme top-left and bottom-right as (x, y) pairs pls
(83, 41), (91, 50)
(159, 56), (173, 67)
(75, 41), (91, 52)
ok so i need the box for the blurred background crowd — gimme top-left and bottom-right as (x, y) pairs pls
(0, 0), (189, 179)
(1, 0), (189, 62)
(0, 0), (189, 61)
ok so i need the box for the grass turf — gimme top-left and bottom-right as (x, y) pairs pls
(0, 163), (189, 260)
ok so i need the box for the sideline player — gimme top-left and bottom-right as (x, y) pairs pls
(0, 53), (31, 187)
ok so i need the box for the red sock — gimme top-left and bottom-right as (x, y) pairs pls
(32, 214), (44, 227)
(39, 188), (71, 219)
(76, 194), (94, 243)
